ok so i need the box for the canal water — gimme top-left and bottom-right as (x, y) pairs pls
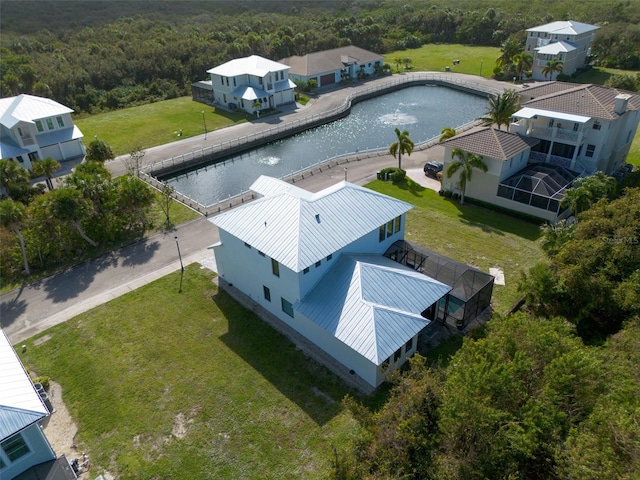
(165, 85), (487, 205)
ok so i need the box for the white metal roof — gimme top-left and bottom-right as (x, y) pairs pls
(526, 20), (599, 36)
(514, 107), (591, 123)
(250, 175), (312, 199)
(0, 330), (48, 441)
(0, 94), (73, 129)
(535, 40), (577, 54)
(211, 177), (414, 272)
(295, 254), (451, 365)
(207, 55), (289, 78)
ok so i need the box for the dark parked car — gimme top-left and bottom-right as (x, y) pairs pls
(424, 161), (444, 178)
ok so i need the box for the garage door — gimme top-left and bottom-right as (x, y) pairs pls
(320, 73), (335, 86)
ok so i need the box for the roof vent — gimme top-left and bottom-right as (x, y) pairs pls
(315, 214), (320, 223)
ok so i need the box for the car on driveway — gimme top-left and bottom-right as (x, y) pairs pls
(424, 161), (443, 179)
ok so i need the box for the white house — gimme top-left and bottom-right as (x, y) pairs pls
(0, 94), (86, 170)
(279, 45), (384, 88)
(441, 82), (640, 223)
(0, 330), (76, 480)
(192, 55), (296, 114)
(525, 20), (599, 80)
(210, 176), (453, 388)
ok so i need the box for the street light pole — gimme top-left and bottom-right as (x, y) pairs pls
(175, 236), (184, 272)
(201, 110), (208, 140)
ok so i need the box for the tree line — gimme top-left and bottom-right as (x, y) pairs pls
(1, 0), (639, 114)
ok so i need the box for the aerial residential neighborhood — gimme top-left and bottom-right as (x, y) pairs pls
(1, 1), (639, 479)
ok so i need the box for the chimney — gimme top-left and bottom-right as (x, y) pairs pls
(614, 94), (631, 115)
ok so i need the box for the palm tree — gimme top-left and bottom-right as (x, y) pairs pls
(31, 157), (61, 191)
(439, 127), (456, 142)
(496, 38), (522, 72)
(542, 58), (564, 80)
(389, 128), (414, 170)
(0, 159), (30, 199)
(45, 188), (98, 247)
(394, 58), (402, 73)
(478, 89), (521, 130)
(513, 52), (533, 81)
(0, 199), (30, 275)
(446, 148), (488, 205)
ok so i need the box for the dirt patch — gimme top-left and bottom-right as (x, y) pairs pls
(41, 381), (79, 460)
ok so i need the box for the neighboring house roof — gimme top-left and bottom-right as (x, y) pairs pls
(441, 127), (539, 161)
(521, 83), (640, 120)
(279, 45), (383, 77)
(211, 176), (413, 272)
(295, 254), (451, 365)
(0, 329), (48, 441)
(0, 94), (73, 129)
(535, 40), (577, 54)
(526, 20), (599, 36)
(207, 55), (289, 77)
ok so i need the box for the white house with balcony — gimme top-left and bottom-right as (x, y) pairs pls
(209, 176), (456, 389)
(0, 94), (85, 170)
(525, 20), (599, 80)
(193, 55), (296, 115)
(441, 82), (640, 223)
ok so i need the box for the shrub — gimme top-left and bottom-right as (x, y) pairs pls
(33, 375), (51, 390)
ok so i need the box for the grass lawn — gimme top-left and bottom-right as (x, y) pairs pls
(367, 179), (544, 314)
(74, 97), (247, 157)
(19, 265), (362, 479)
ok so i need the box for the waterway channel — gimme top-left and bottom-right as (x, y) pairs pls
(165, 85), (487, 206)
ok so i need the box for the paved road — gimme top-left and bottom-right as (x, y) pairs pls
(1, 72), (510, 344)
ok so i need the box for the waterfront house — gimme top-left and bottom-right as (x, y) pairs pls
(441, 82), (640, 223)
(210, 176), (493, 388)
(192, 55), (296, 115)
(0, 94), (85, 170)
(279, 45), (384, 88)
(525, 20), (599, 80)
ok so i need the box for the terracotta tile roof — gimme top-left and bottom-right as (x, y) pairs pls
(441, 127), (539, 161)
(521, 82), (640, 119)
(279, 46), (383, 77)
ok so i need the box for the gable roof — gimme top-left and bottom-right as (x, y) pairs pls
(0, 330), (48, 441)
(279, 45), (383, 77)
(526, 20), (599, 36)
(441, 127), (539, 161)
(0, 94), (73, 129)
(521, 83), (640, 120)
(211, 176), (413, 272)
(295, 254), (451, 365)
(207, 55), (289, 77)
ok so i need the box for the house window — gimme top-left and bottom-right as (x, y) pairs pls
(46, 118), (54, 130)
(1, 434), (30, 462)
(379, 225), (386, 242)
(315, 260), (321, 268)
(281, 297), (294, 317)
(16, 155), (24, 163)
(35, 120), (44, 132)
(387, 220), (394, 238)
(326, 254), (332, 261)
(263, 285), (271, 302)
(548, 119), (554, 128)
(220, 77), (224, 85)
(573, 123), (579, 132)
(56, 116), (64, 127)
(271, 258), (280, 277)
(226, 78), (229, 86)
(585, 144), (595, 158)
(259, 77), (263, 85)
(394, 216), (401, 233)
(303, 267), (309, 274)
(394, 348), (402, 362)
(223, 94), (227, 103)
(405, 338), (413, 353)
(17, 127), (23, 136)
(592, 122), (601, 130)
(233, 78), (236, 86)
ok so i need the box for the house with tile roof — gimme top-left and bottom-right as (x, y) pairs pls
(192, 55), (296, 115)
(0, 94), (85, 170)
(441, 82), (640, 223)
(279, 45), (384, 88)
(0, 330), (76, 479)
(525, 20), (599, 80)
(210, 176), (475, 388)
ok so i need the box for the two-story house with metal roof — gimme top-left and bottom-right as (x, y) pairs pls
(210, 176), (495, 389)
(0, 95), (85, 170)
(525, 20), (599, 80)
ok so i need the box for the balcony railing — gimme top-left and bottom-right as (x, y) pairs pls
(528, 124), (580, 142)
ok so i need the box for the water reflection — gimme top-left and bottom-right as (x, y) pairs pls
(166, 85), (487, 205)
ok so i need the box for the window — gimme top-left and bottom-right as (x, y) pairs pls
(271, 258), (280, 277)
(56, 116), (64, 127)
(233, 78), (236, 86)
(35, 120), (43, 132)
(226, 77), (229, 86)
(315, 260), (321, 268)
(548, 119), (554, 128)
(405, 338), (413, 353)
(220, 77), (224, 85)
(387, 220), (394, 238)
(394, 216), (401, 233)
(303, 267), (309, 274)
(394, 348), (402, 362)
(1, 434), (30, 462)
(585, 144), (595, 158)
(46, 118), (54, 130)
(379, 225), (386, 242)
(263, 286), (271, 302)
(281, 297), (294, 317)
(326, 254), (332, 261)
(17, 127), (23, 136)
(592, 122), (601, 130)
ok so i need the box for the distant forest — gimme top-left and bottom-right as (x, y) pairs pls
(1, 0), (639, 113)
